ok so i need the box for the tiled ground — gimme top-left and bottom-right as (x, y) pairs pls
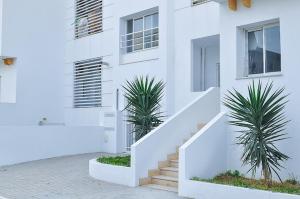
(0, 153), (185, 199)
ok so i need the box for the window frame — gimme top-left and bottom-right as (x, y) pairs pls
(192, 0), (211, 6)
(244, 22), (282, 78)
(121, 12), (159, 54)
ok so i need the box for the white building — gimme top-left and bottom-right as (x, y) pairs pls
(0, 0), (300, 197)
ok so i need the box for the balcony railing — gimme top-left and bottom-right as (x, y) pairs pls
(120, 27), (159, 54)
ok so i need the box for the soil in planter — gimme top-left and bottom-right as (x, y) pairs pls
(97, 155), (130, 167)
(192, 170), (300, 195)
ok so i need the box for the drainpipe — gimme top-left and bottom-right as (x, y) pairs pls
(116, 88), (119, 111)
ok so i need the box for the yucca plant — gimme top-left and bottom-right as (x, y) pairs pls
(123, 76), (165, 141)
(224, 81), (290, 185)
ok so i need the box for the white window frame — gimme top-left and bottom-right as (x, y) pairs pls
(244, 23), (282, 78)
(192, 0), (211, 6)
(120, 12), (159, 54)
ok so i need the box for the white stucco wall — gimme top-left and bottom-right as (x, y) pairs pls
(0, 63), (16, 103)
(173, 1), (220, 111)
(64, 0), (176, 126)
(0, 125), (105, 166)
(0, 0), (2, 55)
(219, 0), (300, 179)
(0, 0), (65, 126)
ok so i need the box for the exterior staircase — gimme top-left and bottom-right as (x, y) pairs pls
(140, 123), (206, 192)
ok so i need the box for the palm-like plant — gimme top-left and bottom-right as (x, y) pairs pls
(123, 76), (165, 141)
(224, 81), (290, 184)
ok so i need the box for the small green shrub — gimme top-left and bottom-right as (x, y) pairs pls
(192, 170), (300, 195)
(222, 170), (242, 178)
(97, 155), (131, 167)
(285, 174), (300, 186)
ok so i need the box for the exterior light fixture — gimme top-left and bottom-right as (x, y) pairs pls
(227, 0), (252, 11)
(228, 0), (237, 11)
(3, 58), (14, 66)
(242, 0), (251, 8)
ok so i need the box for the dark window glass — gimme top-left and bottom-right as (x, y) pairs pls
(265, 26), (281, 73)
(248, 30), (264, 75)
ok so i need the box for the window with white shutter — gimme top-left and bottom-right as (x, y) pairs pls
(192, 0), (211, 6)
(74, 58), (102, 108)
(75, 0), (103, 39)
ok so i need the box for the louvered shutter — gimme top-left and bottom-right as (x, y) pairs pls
(75, 0), (103, 39)
(74, 58), (102, 108)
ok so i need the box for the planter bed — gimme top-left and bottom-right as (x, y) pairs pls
(97, 155), (131, 167)
(182, 171), (300, 199)
(181, 179), (300, 199)
(89, 158), (135, 187)
(192, 171), (300, 196)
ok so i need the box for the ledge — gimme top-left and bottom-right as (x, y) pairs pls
(89, 159), (135, 187)
(180, 180), (300, 199)
(236, 72), (283, 80)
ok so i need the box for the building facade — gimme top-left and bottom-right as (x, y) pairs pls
(0, 0), (299, 186)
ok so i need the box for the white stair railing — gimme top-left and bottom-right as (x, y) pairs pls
(179, 112), (228, 197)
(131, 87), (220, 186)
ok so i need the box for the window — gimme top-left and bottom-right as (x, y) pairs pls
(121, 13), (159, 53)
(246, 24), (281, 76)
(192, 0), (211, 6)
(75, 0), (103, 39)
(74, 58), (102, 108)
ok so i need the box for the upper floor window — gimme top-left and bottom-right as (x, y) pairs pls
(75, 0), (103, 39)
(121, 13), (159, 53)
(246, 23), (281, 76)
(192, 0), (211, 6)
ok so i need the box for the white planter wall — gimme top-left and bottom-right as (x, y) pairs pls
(180, 180), (300, 199)
(89, 159), (135, 187)
(0, 126), (105, 166)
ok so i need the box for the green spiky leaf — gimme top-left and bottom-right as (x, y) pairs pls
(223, 80), (290, 183)
(123, 76), (165, 141)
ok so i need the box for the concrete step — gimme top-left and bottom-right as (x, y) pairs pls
(167, 153), (178, 160)
(160, 167), (178, 177)
(198, 123), (206, 130)
(169, 159), (178, 168)
(143, 184), (178, 192)
(161, 167), (178, 172)
(151, 175), (178, 187)
(191, 131), (197, 137)
(183, 138), (188, 144)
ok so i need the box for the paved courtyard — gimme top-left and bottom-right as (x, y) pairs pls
(0, 153), (185, 199)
